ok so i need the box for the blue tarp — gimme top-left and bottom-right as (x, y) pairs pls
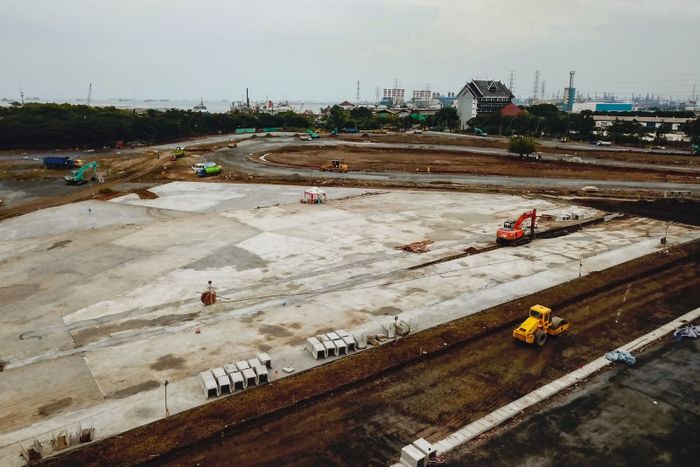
(673, 324), (700, 340)
(606, 349), (636, 365)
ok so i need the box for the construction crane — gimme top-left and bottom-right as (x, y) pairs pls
(513, 304), (570, 346)
(496, 209), (536, 245)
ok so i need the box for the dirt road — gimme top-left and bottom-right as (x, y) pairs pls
(44, 239), (700, 467)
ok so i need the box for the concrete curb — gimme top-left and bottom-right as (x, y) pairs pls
(393, 307), (700, 466)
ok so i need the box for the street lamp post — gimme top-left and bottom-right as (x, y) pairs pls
(164, 380), (170, 418)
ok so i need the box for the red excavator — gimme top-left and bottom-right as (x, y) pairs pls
(496, 209), (537, 245)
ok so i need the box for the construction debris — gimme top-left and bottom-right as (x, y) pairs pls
(605, 349), (636, 365)
(673, 324), (700, 339)
(396, 239), (434, 253)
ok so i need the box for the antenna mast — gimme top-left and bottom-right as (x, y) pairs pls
(532, 70), (540, 102)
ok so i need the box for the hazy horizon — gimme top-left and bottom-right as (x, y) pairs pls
(2, 0), (699, 103)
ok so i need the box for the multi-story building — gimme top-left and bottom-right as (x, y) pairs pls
(456, 80), (514, 129)
(382, 88), (405, 106)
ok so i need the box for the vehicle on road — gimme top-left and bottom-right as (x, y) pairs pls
(306, 129), (320, 139)
(299, 134), (312, 141)
(195, 162), (222, 177)
(474, 127), (487, 137)
(170, 147), (186, 160)
(320, 159), (348, 173)
(513, 304), (570, 346)
(496, 209), (537, 245)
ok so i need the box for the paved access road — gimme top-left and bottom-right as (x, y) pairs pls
(213, 137), (700, 194)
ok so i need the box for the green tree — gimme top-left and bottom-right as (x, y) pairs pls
(430, 107), (460, 130)
(681, 119), (700, 143)
(508, 136), (538, 157)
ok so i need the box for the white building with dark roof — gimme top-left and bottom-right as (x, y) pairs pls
(456, 80), (514, 129)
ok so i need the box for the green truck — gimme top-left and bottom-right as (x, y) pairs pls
(196, 162), (222, 177)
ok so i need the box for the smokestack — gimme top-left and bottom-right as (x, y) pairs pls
(246, 88), (250, 111)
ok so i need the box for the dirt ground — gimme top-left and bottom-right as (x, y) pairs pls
(264, 146), (697, 183)
(45, 239), (700, 467)
(339, 134), (700, 167)
(0, 150), (180, 220)
(575, 197), (700, 226)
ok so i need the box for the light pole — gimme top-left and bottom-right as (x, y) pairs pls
(164, 380), (170, 418)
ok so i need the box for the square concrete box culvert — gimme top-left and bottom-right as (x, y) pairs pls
(241, 367), (257, 387)
(306, 337), (326, 359)
(199, 371), (218, 398)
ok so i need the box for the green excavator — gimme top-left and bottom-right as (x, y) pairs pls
(65, 161), (98, 185)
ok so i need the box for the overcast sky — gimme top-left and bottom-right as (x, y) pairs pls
(1, 0), (699, 102)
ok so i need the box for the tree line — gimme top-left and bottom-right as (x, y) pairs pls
(322, 105), (461, 131)
(0, 103), (312, 149)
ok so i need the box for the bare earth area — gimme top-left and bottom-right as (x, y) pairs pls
(264, 146), (697, 183)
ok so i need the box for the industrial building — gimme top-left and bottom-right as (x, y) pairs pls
(456, 80), (514, 129)
(573, 102), (635, 113)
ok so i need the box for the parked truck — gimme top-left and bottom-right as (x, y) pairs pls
(43, 156), (83, 169)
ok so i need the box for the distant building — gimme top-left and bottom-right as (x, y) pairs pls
(412, 90), (432, 100)
(456, 80), (514, 129)
(499, 103), (524, 118)
(573, 102), (635, 113)
(338, 100), (355, 111)
(383, 88), (405, 106)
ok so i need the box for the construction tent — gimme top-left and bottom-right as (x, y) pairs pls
(301, 187), (328, 204)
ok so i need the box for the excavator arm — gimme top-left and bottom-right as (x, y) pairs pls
(512, 209), (537, 231)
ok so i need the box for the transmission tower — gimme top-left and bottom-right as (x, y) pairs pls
(532, 70), (540, 101)
(541, 81), (546, 101)
(508, 70), (516, 96)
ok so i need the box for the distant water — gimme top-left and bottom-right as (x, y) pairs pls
(0, 98), (338, 114)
